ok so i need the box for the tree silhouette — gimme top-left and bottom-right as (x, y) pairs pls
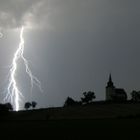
(64, 97), (76, 107)
(0, 103), (13, 111)
(81, 91), (96, 104)
(5, 103), (13, 111)
(32, 101), (37, 109)
(131, 90), (140, 102)
(64, 97), (81, 107)
(24, 102), (32, 110)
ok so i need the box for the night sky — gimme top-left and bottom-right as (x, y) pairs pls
(0, 0), (140, 109)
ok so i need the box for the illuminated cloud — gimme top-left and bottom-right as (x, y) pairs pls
(0, 0), (49, 29)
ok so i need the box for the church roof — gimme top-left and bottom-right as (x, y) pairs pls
(115, 88), (126, 95)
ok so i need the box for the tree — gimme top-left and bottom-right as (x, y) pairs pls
(5, 103), (13, 111)
(64, 97), (76, 107)
(81, 91), (96, 104)
(0, 103), (13, 111)
(32, 101), (37, 109)
(131, 90), (140, 102)
(24, 102), (32, 110)
(64, 97), (81, 107)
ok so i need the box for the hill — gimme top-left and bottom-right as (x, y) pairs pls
(1, 101), (140, 120)
(1, 101), (140, 139)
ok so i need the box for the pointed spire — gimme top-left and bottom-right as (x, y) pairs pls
(109, 73), (112, 82)
(106, 73), (114, 88)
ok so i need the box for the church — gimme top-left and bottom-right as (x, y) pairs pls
(106, 74), (127, 101)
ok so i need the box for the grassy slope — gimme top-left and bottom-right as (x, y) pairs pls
(0, 102), (140, 139)
(4, 101), (140, 120)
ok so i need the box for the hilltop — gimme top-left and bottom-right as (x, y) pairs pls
(0, 101), (140, 139)
(1, 101), (140, 120)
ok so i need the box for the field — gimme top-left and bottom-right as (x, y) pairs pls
(1, 102), (140, 139)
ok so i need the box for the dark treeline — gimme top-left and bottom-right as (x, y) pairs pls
(63, 91), (95, 107)
(63, 90), (140, 107)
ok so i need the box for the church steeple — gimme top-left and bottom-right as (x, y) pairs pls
(106, 74), (114, 88)
(109, 73), (112, 83)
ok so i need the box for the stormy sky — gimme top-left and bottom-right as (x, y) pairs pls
(0, 0), (140, 109)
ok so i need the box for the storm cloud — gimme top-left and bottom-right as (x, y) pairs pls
(0, 0), (140, 109)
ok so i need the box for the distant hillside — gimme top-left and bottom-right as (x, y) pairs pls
(1, 101), (140, 120)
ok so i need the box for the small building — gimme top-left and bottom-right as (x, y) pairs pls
(106, 74), (127, 101)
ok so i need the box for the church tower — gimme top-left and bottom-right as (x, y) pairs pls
(106, 74), (115, 100)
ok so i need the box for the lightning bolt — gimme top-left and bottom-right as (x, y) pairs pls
(4, 26), (42, 111)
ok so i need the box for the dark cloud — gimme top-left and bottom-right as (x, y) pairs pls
(0, 0), (140, 109)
